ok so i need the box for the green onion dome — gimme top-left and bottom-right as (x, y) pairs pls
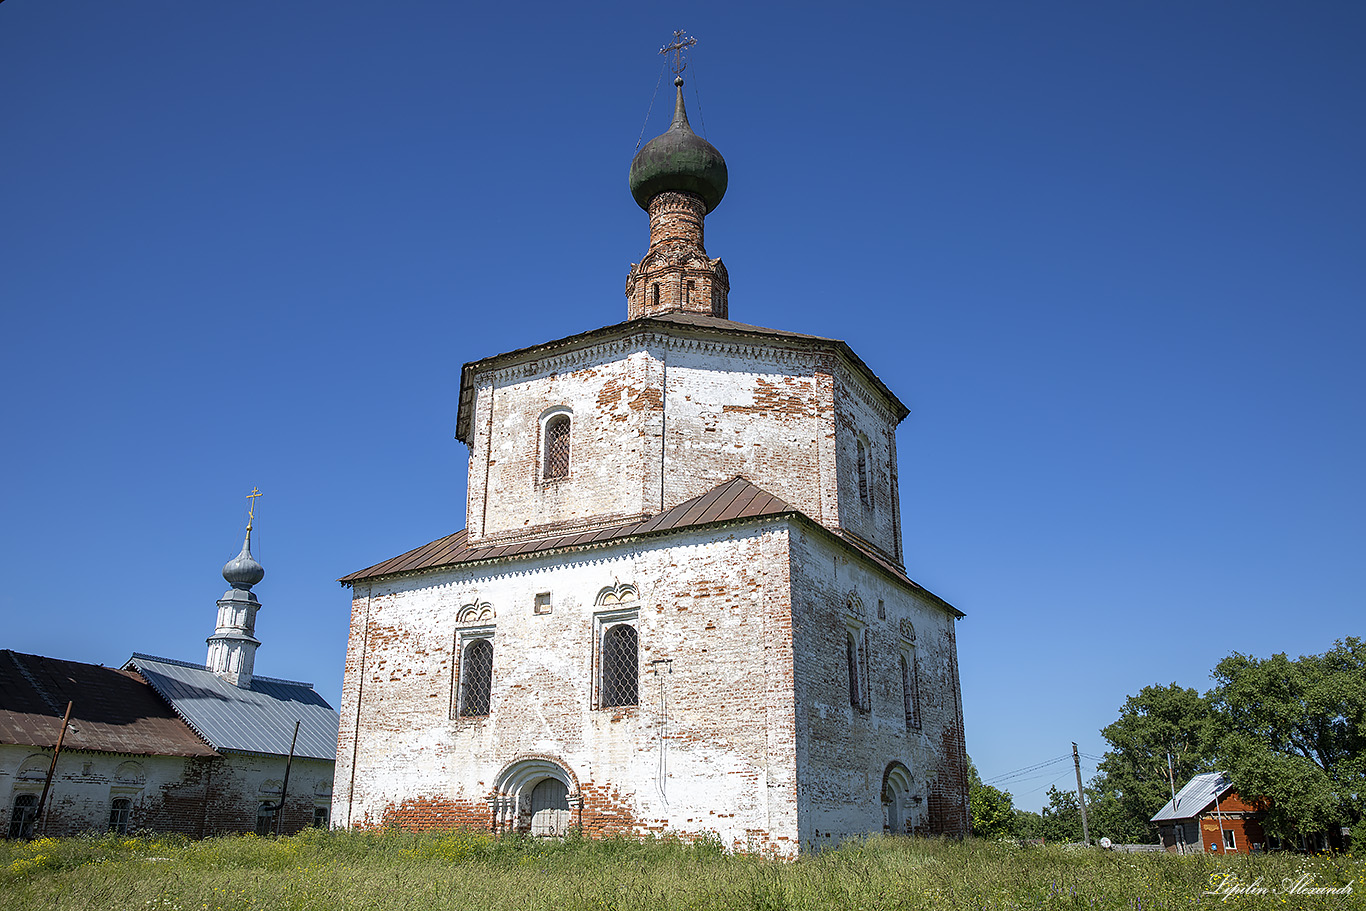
(629, 77), (728, 214)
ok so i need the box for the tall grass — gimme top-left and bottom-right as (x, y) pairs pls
(1, 830), (1360, 910)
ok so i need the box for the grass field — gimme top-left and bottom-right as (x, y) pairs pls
(2, 830), (1360, 911)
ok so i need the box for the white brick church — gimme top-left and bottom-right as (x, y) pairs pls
(333, 76), (968, 855)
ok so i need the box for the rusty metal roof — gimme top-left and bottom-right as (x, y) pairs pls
(0, 650), (218, 758)
(338, 478), (962, 617)
(455, 312), (909, 444)
(341, 476), (791, 583)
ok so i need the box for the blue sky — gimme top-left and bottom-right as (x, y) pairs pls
(3, 2), (1361, 812)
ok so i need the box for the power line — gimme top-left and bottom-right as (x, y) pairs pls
(984, 754), (1071, 785)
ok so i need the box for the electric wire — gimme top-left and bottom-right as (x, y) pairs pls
(690, 60), (708, 140)
(984, 754), (1071, 785)
(634, 58), (668, 154)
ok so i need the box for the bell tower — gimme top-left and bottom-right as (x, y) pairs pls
(206, 489), (265, 688)
(625, 71), (729, 320)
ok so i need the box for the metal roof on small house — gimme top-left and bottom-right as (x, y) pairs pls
(126, 654), (339, 761)
(1151, 772), (1232, 822)
(0, 650), (218, 758)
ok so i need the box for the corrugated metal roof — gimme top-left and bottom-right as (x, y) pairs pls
(455, 312), (909, 444)
(338, 477), (963, 618)
(126, 654), (339, 761)
(1150, 772), (1231, 822)
(0, 650), (218, 758)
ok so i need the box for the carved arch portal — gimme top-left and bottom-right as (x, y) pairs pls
(490, 755), (582, 836)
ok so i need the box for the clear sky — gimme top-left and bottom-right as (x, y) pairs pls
(3, 2), (1361, 812)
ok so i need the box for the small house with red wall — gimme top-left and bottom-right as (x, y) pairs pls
(1151, 772), (1266, 854)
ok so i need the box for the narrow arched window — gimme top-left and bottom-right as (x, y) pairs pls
(8, 795), (38, 839)
(255, 801), (277, 836)
(847, 631), (861, 710)
(601, 625), (638, 708)
(544, 415), (571, 480)
(902, 651), (921, 729)
(108, 797), (133, 834)
(459, 638), (493, 717)
(857, 439), (871, 507)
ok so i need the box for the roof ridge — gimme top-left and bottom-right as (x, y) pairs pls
(250, 673), (315, 689)
(123, 660), (219, 751)
(129, 652), (209, 671)
(3, 649), (63, 715)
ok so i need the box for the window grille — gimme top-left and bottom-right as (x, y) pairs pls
(544, 415), (571, 480)
(8, 795), (38, 839)
(847, 631), (861, 710)
(529, 778), (571, 836)
(108, 798), (133, 834)
(255, 801), (277, 836)
(901, 653), (921, 729)
(312, 806), (329, 828)
(601, 625), (638, 708)
(459, 638), (494, 717)
(857, 439), (870, 507)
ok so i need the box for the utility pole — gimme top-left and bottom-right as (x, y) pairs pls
(274, 720), (300, 836)
(1167, 751), (1177, 803)
(1072, 742), (1090, 846)
(35, 702), (74, 837)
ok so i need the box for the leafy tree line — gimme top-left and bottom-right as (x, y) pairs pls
(968, 637), (1364, 845)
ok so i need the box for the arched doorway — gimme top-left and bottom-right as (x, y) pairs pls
(529, 778), (571, 836)
(882, 761), (915, 835)
(491, 756), (580, 835)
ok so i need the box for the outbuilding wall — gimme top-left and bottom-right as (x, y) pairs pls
(1, 744), (333, 837)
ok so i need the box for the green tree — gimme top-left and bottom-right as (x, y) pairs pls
(1039, 785), (1082, 843)
(1093, 683), (1218, 842)
(968, 760), (1016, 839)
(1210, 637), (1366, 839)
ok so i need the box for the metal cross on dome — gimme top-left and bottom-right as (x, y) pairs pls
(246, 486), (262, 530)
(659, 31), (697, 77)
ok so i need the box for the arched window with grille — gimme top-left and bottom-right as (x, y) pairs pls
(108, 797), (133, 834)
(601, 624), (638, 708)
(459, 637), (494, 717)
(543, 414), (571, 480)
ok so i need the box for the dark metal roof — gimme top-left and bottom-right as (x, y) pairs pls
(454, 312), (909, 444)
(339, 477), (962, 618)
(0, 650), (218, 758)
(126, 654), (339, 761)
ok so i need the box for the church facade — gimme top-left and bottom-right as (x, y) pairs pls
(333, 78), (968, 854)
